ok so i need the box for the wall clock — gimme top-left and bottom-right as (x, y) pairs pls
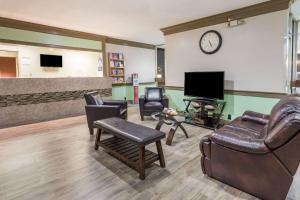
(199, 30), (222, 54)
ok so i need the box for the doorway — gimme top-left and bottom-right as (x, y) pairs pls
(156, 47), (165, 87)
(0, 51), (18, 78)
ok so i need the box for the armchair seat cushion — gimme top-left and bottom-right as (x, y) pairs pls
(211, 118), (269, 154)
(144, 102), (164, 110)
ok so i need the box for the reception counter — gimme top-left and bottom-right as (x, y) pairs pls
(0, 77), (112, 128)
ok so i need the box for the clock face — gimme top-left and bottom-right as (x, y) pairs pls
(199, 30), (222, 54)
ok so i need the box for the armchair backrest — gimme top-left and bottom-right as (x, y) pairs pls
(145, 87), (163, 102)
(265, 95), (300, 149)
(265, 95), (300, 175)
(84, 91), (104, 105)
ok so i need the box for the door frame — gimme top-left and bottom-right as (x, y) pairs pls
(0, 50), (19, 78)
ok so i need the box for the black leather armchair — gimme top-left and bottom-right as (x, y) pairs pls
(139, 87), (168, 121)
(84, 91), (127, 135)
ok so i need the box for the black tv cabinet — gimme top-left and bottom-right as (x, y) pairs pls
(183, 98), (226, 130)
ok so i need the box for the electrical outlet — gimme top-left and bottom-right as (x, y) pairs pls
(228, 114), (232, 120)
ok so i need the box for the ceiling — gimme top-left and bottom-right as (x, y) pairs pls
(0, 0), (267, 45)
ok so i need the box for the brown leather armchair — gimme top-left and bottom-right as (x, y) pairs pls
(139, 87), (168, 121)
(200, 94), (300, 200)
(84, 91), (127, 135)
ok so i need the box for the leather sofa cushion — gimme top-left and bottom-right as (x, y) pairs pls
(230, 117), (267, 134)
(211, 118), (269, 154)
(242, 111), (269, 125)
(94, 117), (165, 145)
(144, 102), (163, 110)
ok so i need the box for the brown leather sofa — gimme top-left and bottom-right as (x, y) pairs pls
(84, 91), (127, 135)
(200, 94), (300, 200)
(139, 87), (168, 121)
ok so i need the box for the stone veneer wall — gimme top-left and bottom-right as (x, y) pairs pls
(0, 77), (112, 128)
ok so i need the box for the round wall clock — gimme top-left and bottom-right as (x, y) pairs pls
(199, 30), (222, 54)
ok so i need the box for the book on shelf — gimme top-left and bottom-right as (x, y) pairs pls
(109, 53), (124, 60)
(110, 60), (124, 67)
(111, 69), (124, 75)
(112, 77), (124, 83)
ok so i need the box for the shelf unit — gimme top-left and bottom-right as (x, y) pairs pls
(108, 52), (125, 84)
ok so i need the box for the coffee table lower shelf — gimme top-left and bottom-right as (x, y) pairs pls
(98, 137), (160, 177)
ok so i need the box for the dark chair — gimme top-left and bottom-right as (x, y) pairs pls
(139, 87), (168, 121)
(200, 94), (300, 200)
(84, 91), (127, 135)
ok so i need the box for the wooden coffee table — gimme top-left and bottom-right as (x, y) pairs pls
(94, 117), (166, 180)
(152, 112), (189, 146)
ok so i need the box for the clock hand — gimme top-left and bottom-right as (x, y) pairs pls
(209, 41), (213, 47)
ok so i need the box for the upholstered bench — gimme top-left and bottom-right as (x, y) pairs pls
(94, 117), (166, 179)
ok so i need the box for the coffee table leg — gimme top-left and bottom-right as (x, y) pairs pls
(155, 121), (164, 130)
(166, 124), (178, 146)
(139, 146), (146, 180)
(179, 123), (189, 138)
(94, 128), (102, 150)
(156, 141), (165, 168)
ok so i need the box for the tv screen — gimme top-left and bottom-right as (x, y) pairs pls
(184, 71), (224, 99)
(40, 54), (63, 67)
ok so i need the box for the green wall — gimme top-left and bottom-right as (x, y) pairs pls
(112, 83), (157, 101)
(113, 86), (279, 119)
(165, 89), (280, 120)
(0, 27), (102, 50)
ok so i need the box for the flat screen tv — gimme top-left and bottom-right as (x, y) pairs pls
(40, 54), (63, 67)
(184, 71), (224, 99)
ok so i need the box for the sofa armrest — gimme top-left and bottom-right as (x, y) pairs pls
(242, 111), (269, 125)
(200, 135), (212, 176)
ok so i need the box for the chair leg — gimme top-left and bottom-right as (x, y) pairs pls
(89, 128), (94, 135)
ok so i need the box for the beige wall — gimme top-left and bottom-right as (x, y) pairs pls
(106, 43), (156, 83)
(0, 43), (103, 78)
(165, 10), (288, 93)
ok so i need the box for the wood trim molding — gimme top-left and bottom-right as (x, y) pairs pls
(102, 40), (108, 77)
(106, 38), (156, 50)
(112, 82), (156, 86)
(225, 90), (287, 99)
(0, 17), (156, 50)
(0, 17), (106, 41)
(0, 39), (102, 52)
(164, 86), (184, 91)
(164, 86), (287, 99)
(161, 0), (290, 35)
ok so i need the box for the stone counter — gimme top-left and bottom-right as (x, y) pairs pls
(0, 77), (112, 128)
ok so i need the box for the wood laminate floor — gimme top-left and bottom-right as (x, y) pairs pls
(0, 106), (262, 200)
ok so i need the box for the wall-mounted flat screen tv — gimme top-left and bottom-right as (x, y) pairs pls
(184, 71), (224, 99)
(40, 54), (63, 67)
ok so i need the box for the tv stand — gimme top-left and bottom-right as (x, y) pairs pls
(183, 98), (226, 130)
